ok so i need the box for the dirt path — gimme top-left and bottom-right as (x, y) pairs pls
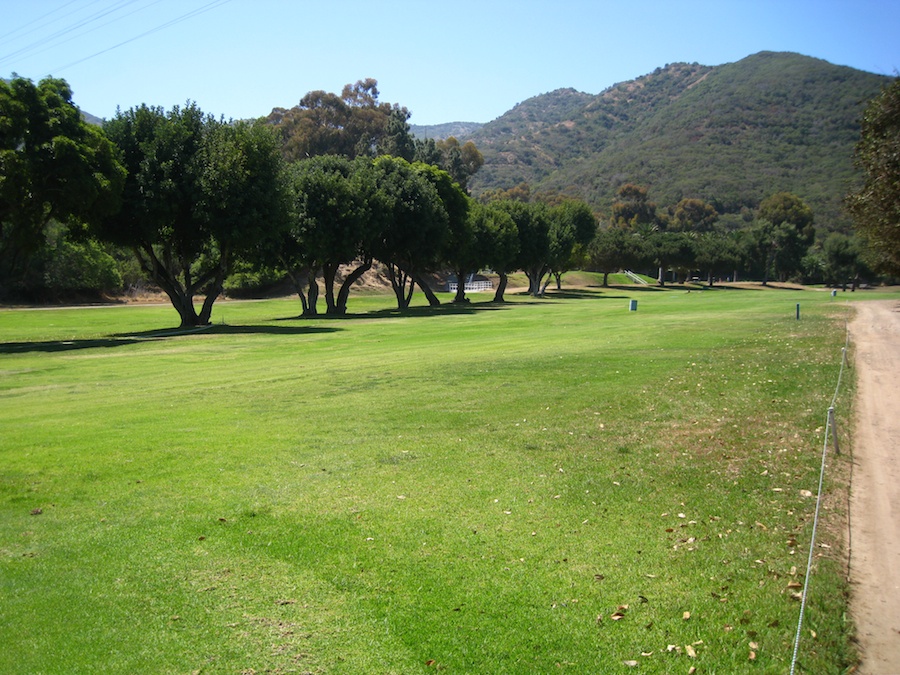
(850, 300), (900, 674)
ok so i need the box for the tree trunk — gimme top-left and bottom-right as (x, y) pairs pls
(657, 265), (666, 287)
(493, 271), (509, 302)
(322, 262), (339, 314)
(554, 271), (563, 290)
(305, 268), (319, 316)
(335, 257), (372, 315)
(413, 272), (441, 307)
(602, 271), (609, 287)
(283, 265), (310, 315)
(387, 263), (413, 309)
(453, 267), (468, 304)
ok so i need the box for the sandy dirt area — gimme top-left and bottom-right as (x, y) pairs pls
(850, 299), (900, 674)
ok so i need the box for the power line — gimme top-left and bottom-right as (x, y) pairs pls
(0, 0), (232, 75)
(0, 0), (140, 68)
(0, 0), (95, 43)
(50, 0), (233, 73)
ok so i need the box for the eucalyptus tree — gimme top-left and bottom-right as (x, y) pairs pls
(100, 104), (287, 326)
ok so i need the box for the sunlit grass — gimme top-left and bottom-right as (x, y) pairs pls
(1, 285), (888, 673)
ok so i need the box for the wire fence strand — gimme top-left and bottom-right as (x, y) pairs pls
(789, 315), (851, 675)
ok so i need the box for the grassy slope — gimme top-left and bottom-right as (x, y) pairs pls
(0, 286), (885, 674)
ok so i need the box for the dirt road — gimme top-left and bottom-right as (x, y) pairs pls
(850, 300), (900, 674)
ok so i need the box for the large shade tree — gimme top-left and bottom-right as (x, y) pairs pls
(847, 77), (900, 275)
(100, 104), (287, 327)
(365, 156), (449, 310)
(0, 76), (124, 296)
(282, 155), (370, 316)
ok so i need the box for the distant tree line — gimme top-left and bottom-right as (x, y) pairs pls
(1, 75), (896, 323)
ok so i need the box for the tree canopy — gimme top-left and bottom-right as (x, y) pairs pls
(847, 77), (900, 275)
(0, 76), (125, 296)
(100, 104), (287, 326)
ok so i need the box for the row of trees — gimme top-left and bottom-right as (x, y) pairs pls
(0, 76), (595, 325)
(3, 75), (897, 323)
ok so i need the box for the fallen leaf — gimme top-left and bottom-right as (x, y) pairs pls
(623, 660), (639, 667)
(800, 490), (813, 498)
(683, 611), (691, 620)
(749, 641), (759, 650)
(749, 650), (757, 661)
(611, 612), (626, 621)
(30, 508), (42, 516)
(689, 667), (697, 675)
(787, 581), (803, 589)
(594, 574), (605, 582)
(685, 644), (697, 658)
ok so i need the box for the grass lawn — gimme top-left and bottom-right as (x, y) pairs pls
(0, 283), (884, 673)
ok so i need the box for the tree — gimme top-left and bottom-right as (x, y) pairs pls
(612, 183), (657, 227)
(282, 155), (370, 316)
(546, 200), (597, 290)
(587, 226), (642, 286)
(0, 76), (125, 297)
(494, 200), (553, 297)
(645, 230), (694, 285)
(670, 198), (718, 232)
(755, 192), (815, 283)
(100, 105), (287, 327)
(847, 77), (900, 275)
(267, 79), (410, 162)
(822, 232), (867, 290)
(693, 231), (741, 286)
(478, 204), (519, 303)
(365, 156), (449, 310)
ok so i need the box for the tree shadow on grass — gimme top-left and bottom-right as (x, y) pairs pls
(0, 324), (341, 355)
(274, 300), (515, 321)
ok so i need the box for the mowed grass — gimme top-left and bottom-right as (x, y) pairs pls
(0, 285), (879, 674)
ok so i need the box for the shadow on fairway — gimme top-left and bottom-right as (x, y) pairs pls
(0, 324), (341, 354)
(276, 300), (515, 321)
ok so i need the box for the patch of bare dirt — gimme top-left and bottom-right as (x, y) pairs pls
(850, 300), (900, 674)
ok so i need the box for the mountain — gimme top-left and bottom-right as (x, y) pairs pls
(461, 52), (890, 230)
(409, 121), (483, 140)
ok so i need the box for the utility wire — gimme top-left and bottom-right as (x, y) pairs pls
(0, 0), (96, 43)
(50, 0), (232, 73)
(0, 0), (140, 68)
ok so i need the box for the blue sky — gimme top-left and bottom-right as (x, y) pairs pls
(2, 0), (898, 125)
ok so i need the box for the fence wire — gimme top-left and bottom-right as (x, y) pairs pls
(789, 313), (851, 675)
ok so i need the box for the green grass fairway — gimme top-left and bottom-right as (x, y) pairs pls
(0, 286), (878, 673)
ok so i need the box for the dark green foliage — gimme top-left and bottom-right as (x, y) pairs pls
(466, 53), (888, 231)
(0, 76), (125, 298)
(847, 77), (900, 274)
(365, 156), (449, 309)
(100, 105), (288, 326)
(283, 155), (370, 315)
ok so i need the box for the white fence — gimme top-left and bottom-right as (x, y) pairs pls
(448, 280), (493, 292)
